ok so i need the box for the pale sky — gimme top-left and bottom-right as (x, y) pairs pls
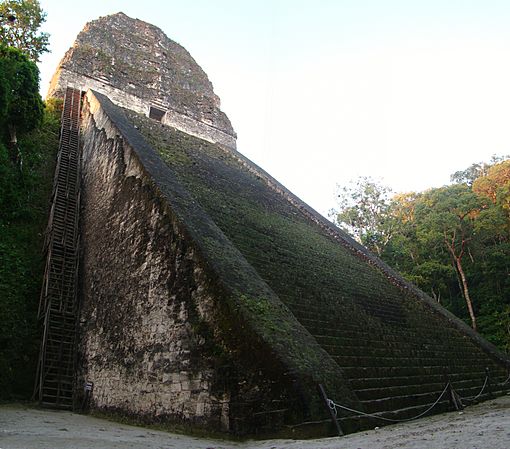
(38, 0), (510, 216)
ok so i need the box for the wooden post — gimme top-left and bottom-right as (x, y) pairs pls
(318, 384), (343, 436)
(485, 367), (493, 398)
(450, 384), (464, 411)
(443, 373), (456, 411)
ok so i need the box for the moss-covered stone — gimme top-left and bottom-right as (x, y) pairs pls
(75, 88), (510, 437)
(122, 105), (510, 430)
(79, 91), (362, 438)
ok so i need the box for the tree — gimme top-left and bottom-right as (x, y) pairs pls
(451, 155), (510, 186)
(331, 177), (394, 256)
(331, 160), (510, 349)
(0, 104), (61, 399)
(450, 162), (490, 186)
(0, 45), (44, 155)
(414, 185), (482, 330)
(473, 159), (510, 211)
(0, 0), (49, 62)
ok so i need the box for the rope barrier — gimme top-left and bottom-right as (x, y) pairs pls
(321, 369), (509, 432)
(457, 376), (488, 404)
(311, 369), (510, 438)
(326, 382), (451, 424)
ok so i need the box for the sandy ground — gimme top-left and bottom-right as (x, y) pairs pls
(1, 395), (509, 449)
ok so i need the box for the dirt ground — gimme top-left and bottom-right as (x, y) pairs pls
(1, 394), (509, 449)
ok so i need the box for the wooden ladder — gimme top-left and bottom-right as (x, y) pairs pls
(34, 87), (82, 409)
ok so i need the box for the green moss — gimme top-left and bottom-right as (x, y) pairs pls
(157, 142), (193, 166)
(122, 108), (509, 416)
(121, 111), (434, 337)
(238, 294), (271, 314)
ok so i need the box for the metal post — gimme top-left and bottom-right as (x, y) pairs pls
(318, 384), (343, 436)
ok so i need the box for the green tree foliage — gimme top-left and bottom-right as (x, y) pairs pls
(333, 158), (510, 351)
(413, 185), (482, 330)
(0, 0), (49, 61)
(450, 154), (509, 186)
(0, 24), (58, 396)
(331, 177), (394, 256)
(0, 105), (60, 399)
(473, 159), (510, 214)
(0, 45), (44, 153)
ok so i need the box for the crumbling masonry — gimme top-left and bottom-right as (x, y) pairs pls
(40, 12), (510, 437)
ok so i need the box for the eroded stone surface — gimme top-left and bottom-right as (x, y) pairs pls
(76, 87), (510, 438)
(49, 12), (236, 148)
(77, 92), (287, 435)
(79, 94), (225, 429)
(55, 13), (510, 437)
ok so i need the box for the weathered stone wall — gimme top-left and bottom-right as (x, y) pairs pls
(49, 11), (509, 438)
(78, 88), (509, 437)
(125, 99), (510, 433)
(78, 90), (361, 436)
(79, 92), (229, 429)
(48, 12), (236, 149)
(50, 68), (236, 149)
(161, 107), (236, 149)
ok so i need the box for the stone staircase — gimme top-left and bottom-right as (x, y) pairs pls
(123, 103), (510, 436)
(288, 298), (509, 431)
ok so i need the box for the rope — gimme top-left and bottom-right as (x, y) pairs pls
(326, 382), (451, 423)
(457, 376), (488, 403)
(324, 371), (506, 427)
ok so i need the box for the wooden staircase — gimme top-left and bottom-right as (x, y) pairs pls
(34, 87), (82, 409)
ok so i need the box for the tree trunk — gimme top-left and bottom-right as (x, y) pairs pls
(8, 124), (18, 162)
(431, 288), (441, 303)
(454, 255), (477, 331)
(444, 232), (477, 331)
(8, 123), (17, 146)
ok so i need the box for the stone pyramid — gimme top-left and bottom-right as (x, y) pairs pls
(48, 12), (510, 437)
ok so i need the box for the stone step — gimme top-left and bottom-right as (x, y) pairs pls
(355, 380), (447, 401)
(340, 366), (489, 383)
(296, 317), (468, 347)
(360, 389), (446, 413)
(290, 302), (408, 325)
(317, 341), (475, 361)
(332, 351), (486, 366)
